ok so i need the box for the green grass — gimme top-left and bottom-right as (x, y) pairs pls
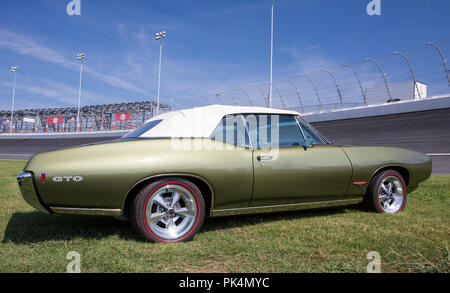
(0, 159), (448, 273)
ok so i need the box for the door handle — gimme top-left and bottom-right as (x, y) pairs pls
(257, 155), (273, 161)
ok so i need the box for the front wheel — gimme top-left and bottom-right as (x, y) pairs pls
(131, 178), (205, 243)
(365, 170), (407, 214)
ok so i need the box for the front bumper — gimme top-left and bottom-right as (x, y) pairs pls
(17, 172), (50, 213)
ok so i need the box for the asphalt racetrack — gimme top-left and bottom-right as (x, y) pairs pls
(0, 108), (449, 174)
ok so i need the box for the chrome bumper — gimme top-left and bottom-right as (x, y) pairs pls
(17, 172), (49, 213)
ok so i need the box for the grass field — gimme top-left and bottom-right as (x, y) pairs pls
(0, 159), (448, 273)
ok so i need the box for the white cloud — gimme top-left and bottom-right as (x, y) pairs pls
(0, 77), (112, 109)
(0, 29), (149, 95)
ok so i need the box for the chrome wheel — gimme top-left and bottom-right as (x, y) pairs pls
(144, 184), (198, 240)
(377, 176), (405, 213)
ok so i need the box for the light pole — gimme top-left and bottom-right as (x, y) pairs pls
(365, 58), (392, 101)
(268, 0), (274, 108)
(10, 66), (19, 134)
(392, 51), (421, 99)
(76, 53), (85, 132)
(155, 31), (166, 114)
(426, 41), (450, 86)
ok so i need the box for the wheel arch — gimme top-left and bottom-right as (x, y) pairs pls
(122, 173), (214, 218)
(370, 165), (411, 187)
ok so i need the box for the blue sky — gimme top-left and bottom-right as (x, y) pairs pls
(0, 0), (449, 111)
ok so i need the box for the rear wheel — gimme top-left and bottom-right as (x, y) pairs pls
(366, 170), (407, 214)
(131, 178), (205, 243)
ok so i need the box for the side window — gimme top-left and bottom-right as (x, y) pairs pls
(296, 118), (325, 145)
(245, 114), (305, 148)
(210, 115), (249, 147)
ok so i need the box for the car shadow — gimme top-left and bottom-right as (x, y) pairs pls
(2, 211), (142, 244)
(2, 205), (362, 244)
(201, 205), (361, 233)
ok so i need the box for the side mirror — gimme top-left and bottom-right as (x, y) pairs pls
(303, 137), (312, 149)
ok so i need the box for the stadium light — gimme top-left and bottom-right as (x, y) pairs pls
(76, 53), (85, 132)
(10, 66), (19, 134)
(77, 53), (85, 60)
(155, 31), (166, 114)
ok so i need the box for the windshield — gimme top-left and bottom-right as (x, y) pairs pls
(122, 119), (163, 139)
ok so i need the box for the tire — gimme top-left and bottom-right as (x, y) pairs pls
(365, 170), (407, 214)
(131, 178), (205, 243)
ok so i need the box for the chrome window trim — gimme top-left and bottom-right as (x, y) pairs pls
(240, 114), (254, 149)
(296, 116), (331, 145)
(294, 115), (308, 143)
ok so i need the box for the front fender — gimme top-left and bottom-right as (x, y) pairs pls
(341, 146), (432, 195)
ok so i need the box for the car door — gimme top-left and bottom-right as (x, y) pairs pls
(209, 114), (254, 210)
(247, 114), (352, 207)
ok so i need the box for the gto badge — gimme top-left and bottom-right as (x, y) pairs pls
(52, 176), (84, 183)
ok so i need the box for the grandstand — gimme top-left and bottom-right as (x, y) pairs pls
(0, 101), (170, 133)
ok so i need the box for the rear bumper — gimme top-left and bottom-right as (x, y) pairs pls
(17, 172), (50, 213)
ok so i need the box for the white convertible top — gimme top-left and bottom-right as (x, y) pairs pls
(139, 104), (300, 138)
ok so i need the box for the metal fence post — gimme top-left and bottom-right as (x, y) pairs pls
(426, 41), (450, 86)
(233, 88), (254, 106)
(392, 51), (421, 99)
(365, 58), (393, 101)
(248, 85), (269, 107)
(280, 78), (304, 113)
(296, 74), (322, 110)
(321, 68), (344, 106)
(343, 63), (367, 105)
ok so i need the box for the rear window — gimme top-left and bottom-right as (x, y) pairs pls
(122, 119), (163, 138)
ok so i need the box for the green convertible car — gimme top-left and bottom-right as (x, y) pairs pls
(17, 105), (432, 243)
